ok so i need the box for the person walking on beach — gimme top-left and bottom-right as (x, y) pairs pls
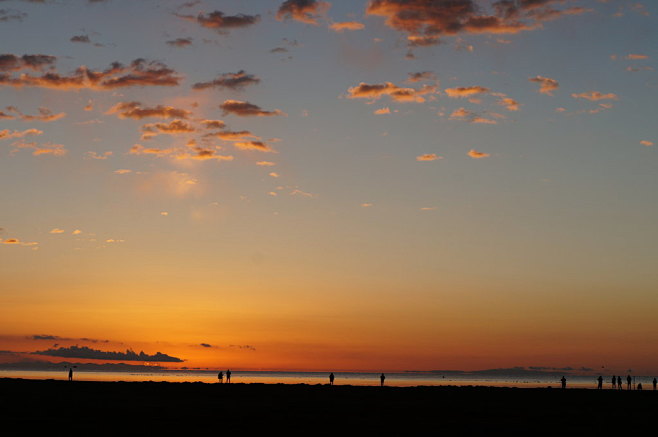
(561, 376), (567, 389)
(611, 375), (616, 389)
(617, 375), (622, 390)
(68, 367), (73, 381)
(597, 376), (603, 390)
(218, 371), (223, 383)
(627, 375), (632, 390)
(380, 373), (385, 387)
(653, 378), (657, 391)
(226, 369), (231, 384)
(329, 373), (335, 385)
(637, 383), (643, 390)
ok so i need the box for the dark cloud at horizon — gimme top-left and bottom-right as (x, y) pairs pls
(32, 345), (183, 362)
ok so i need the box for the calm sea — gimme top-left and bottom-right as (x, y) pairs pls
(2, 369), (653, 389)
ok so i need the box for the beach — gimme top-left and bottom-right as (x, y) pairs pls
(1, 378), (656, 434)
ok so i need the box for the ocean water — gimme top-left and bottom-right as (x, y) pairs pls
(2, 369), (654, 389)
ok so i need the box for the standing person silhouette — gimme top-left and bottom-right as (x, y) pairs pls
(627, 375), (632, 390)
(653, 378), (657, 391)
(68, 367), (73, 381)
(617, 375), (622, 390)
(329, 373), (335, 385)
(561, 376), (567, 389)
(611, 375), (616, 389)
(380, 373), (385, 387)
(226, 369), (231, 384)
(217, 371), (223, 383)
(597, 376), (603, 390)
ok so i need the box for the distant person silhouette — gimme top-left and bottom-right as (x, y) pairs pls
(653, 378), (657, 391)
(637, 383), (643, 390)
(627, 375), (632, 390)
(68, 368), (73, 381)
(329, 373), (335, 385)
(611, 375), (616, 389)
(380, 373), (385, 387)
(617, 376), (622, 390)
(597, 376), (603, 389)
(218, 371), (223, 383)
(226, 369), (231, 383)
(561, 376), (567, 389)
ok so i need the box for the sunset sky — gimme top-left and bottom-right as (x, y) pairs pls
(1, 0), (657, 374)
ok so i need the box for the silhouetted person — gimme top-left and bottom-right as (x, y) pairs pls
(329, 373), (335, 385)
(226, 369), (231, 383)
(597, 376), (603, 389)
(561, 376), (567, 389)
(637, 383), (643, 390)
(380, 373), (385, 387)
(217, 371), (223, 383)
(68, 368), (73, 381)
(617, 375), (622, 390)
(653, 378), (657, 391)
(611, 375), (616, 389)
(627, 375), (632, 390)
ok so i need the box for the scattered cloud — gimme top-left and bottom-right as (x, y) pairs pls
(361, 203), (373, 207)
(178, 10), (260, 33)
(347, 81), (436, 103)
(416, 153), (441, 161)
(277, 0), (331, 25)
(141, 119), (195, 138)
(32, 345), (183, 362)
(420, 206), (438, 211)
(640, 140), (653, 147)
(329, 21), (365, 32)
(256, 161), (276, 166)
(220, 100), (285, 117)
(201, 120), (226, 130)
(2, 238), (38, 247)
(407, 71), (436, 83)
(448, 107), (497, 124)
(3, 106), (65, 122)
(85, 151), (112, 160)
(10, 140), (67, 156)
(166, 37), (193, 47)
(365, 0), (585, 47)
(374, 107), (391, 115)
(571, 91), (618, 101)
(529, 76), (559, 95)
(0, 128), (43, 140)
(468, 149), (490, 159)
(625, 54), (649, 60)
(113, 169), (132, 175)
(49, 228), (65, 234)
(445, 86), (489, 98)
(233, 140), (274, 152)
(192, 70), (260, 90)
(0, 56), (182, 90)
(70, 34), (91, 44)
(0, 9), (26, 23)
(108, 101), (191, 120)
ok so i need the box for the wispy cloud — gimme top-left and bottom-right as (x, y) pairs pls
(347, 81), (436, 103)
(467, 149), (490, 159)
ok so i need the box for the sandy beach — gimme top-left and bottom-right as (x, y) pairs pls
(1, 378), (656, 434)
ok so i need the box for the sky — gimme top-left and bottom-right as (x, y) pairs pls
(0, 0), (657, 374)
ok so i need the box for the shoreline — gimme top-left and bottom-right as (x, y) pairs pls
(2, 377), (656, 433)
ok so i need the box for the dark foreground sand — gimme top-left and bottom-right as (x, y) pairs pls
(1, 378), (656, 434)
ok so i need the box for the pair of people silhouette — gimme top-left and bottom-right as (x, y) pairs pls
(217, 369), (232, 383)
(326, 372), (386, 386)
